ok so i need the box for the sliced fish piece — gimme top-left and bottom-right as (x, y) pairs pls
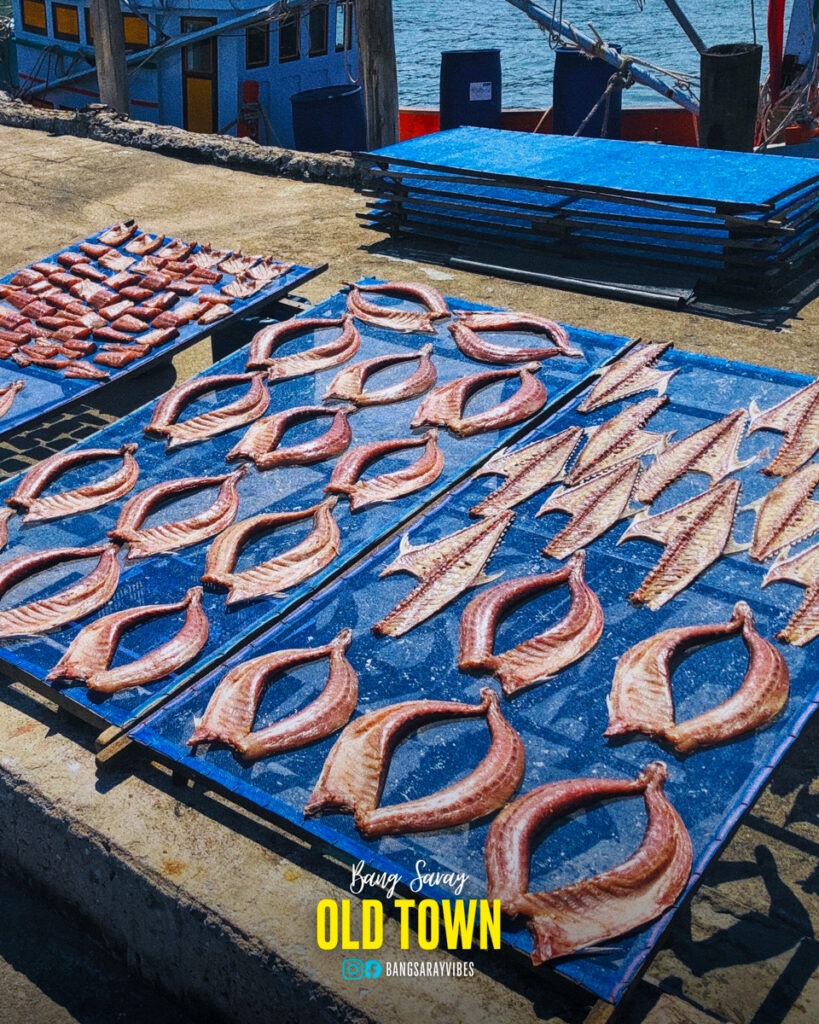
(345, 280), (449, 334)
(372, 511), (513, 638)
(98, 221), (138, 246)
(577, 342), (678, 414)
(0, 508), (14, 553)
(47, 586), (208, 693)
(323, 344), (437, 405)
(748, 378), (819, 476)
(411, 363), (547, 437)
(326, 430), (444, 511)
(565, 395), (672, 486)
(762, 543), (819, 646)
(110, 467), (246, 560)
(202, 496), (340, 606)
(0, 380), (24, 419)
(245, 315), (360, 380)
(188, 628), (357, 760)
(0, 544), (120, 638)
(448, 310), (580, 363)
(750, 462), (819, 561)
(635, 409), (751, 504)
(144, 372), (270, 451)
(538, 459), (641, 560)
(226, 404), (354, 470)
(618, 479), (741, 610)
(459, 551), (603, 696)
(305, 687), (525, 838)
(469, 427), (583, 518)
(485, 761), (691, 964)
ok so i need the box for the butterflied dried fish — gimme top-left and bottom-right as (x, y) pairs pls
(98, 221), (138, 247)
(605, 602), (789, 752)
(459, 551), (603, 696)
(226, 404), (354, 470)
(345, 280), (449, 334)
(485, 761), (691, 964)
(245, 315), (360, 380)
(202, 497), (340, 606)
(762, 543), (819, 646)
(144, 372), (270, 451)
(323, 344), (437, 406)
(47, 586), (208, 693)
(0, 380), (24, 419)
(305, 688), (525, 838)
(0, 508), (14, 552)
(188, 628), (357, 759)
(326, 430), (444, 511)
(748, 379), (819, 477)
(0, 544), (120, 638)
(538, 460), (641, 560)
(578, 342), (678, 413)
(750, 462), (819, 561)
(125, 233), (164, 256)
(110, 468), (246, 559)
(469, 428), (583, 518)
(8, 443), (140, 523)
(372, 511), (513, 638)
(565, 396), (672, 486)
(411, 363), (547, 437)
(448, 310), (580, 363)
(618, 479), (741, 610)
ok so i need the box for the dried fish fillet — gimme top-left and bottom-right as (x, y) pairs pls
(345, 280), (449, 334)
(578, 342), (678, 413)
(605, 601), (789, 752)
(748, 379), (819, 476)
(326, 430), (444, 511)
(762, 543), (819, 646)
(226, 404), (354, 470)
(323, 344), (437, 405)
(305, 688), (525, 838)
(750, 462), (819, 561)
(0, 508), (14, 553)
(0, 380), (24, 419)
(245, 316), (360, 380)
(618, 479), (741, 610)
(8, 443), (140, 523)
(372, 511), (513, 638)
(449, 310), (580, 363)
(485, 761), (691, 964)
(188, 628), (357, 760)
(47, 586), (208, 693)
(459, 551), (603, 695)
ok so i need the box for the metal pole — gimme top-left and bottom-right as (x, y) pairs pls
(661, 0), (706, 54)
(89, 0), (129, 113)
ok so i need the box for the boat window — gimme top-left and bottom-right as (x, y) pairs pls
(182, 17), (215, 74)
(21, 0), (47, 35)
(335, 0), (353, 52)
(278, 13), (300, 63)
(308, 4), (328, 57)
(246, 24), (269, 68)
(51, 3), (79, 41)
(123, 13), (149, 51)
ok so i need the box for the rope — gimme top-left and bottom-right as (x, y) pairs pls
(571, 63), (634, 138)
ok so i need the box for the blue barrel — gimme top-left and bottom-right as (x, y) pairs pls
(291, 83), (366, 152)
(552, 47), (622, 138)
(440, 49), (502, 131)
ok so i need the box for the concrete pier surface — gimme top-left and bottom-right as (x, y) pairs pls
(0, 124), (816, 1024)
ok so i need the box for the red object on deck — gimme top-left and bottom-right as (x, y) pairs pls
(768, 0), (786, 104)
(238, 81), (261, 141)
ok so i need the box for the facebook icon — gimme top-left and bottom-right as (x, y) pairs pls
(364, 960), (382, 979)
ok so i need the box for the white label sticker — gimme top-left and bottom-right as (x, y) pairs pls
(469, 81), (493, 102)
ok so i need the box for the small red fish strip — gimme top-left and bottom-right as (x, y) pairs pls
(0, 508), (15, 553)
(226, 404), (353, 470)
(98, 221), (137, 246)
(459, 551), (603, 696)
(762, 543), (819, 646)
(538, 459), (641, 560)
(305, 688), (525, 838)
(565, 395), (672, 486)
(605, 601), (789, 753)
(8, 443), (140, 523)
(577, 342), (678, 413)
(245, 315), (361, 380)
(750, 462), (819, 561)
(345, 280), (449, 334)
(323, 343), (437, 405)
(635, 409), (750, 504)
(325, 430), (444, 511)
(202, 497), (340, 606)
(485, 761), (691, 964)
(47, 586), (209, 693)
(188, 628), (357, 760)
(411, 363), (547, 437)
(618, 479), (741, 610)
(0, 545), (120, 639)
(748, 378), (819, 476)
(0, 380), (24, 419)
(448, 310), (580, 363)
(110, 468), (246, 560)
(144, 372), (270, 451)
(469, 427), (583, 518)
(372, 511), (513, 638)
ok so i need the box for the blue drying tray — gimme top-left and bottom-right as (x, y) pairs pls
(0, 283), (625, 731)
(129, 346), (817, 1004)
(0, 223), (325, 440)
